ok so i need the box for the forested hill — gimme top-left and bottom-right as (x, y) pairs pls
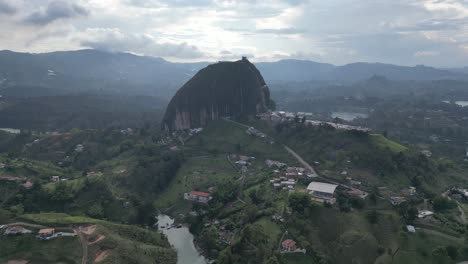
(0, 94), (166, 131)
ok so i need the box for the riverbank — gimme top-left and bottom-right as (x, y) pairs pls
(157, 214), (207, 264)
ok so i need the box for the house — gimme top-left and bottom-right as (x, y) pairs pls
(307, 182), (338, 201)
(406, 225), (416, 233)
(235, 160), (248, 166)
(408, 186), (417, 196)
(418, 210), (434, 219)
(169, 146), (178, 151)
(21, 181), (33, 189)
(75, 144), (84, 152)
(420, 150), (432, 157)
(347, 188), (368, 199)
(51, 176), (60, 182)
(184, 191), (212, 203)
(38, 228), (55, 239)
(265, 160), (287, 169)
(4, 226), (32, 235)
(390, 196), (407, 206)
(281, 239), (297, 252)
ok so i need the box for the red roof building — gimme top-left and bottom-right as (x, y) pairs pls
(190, 191), (210, 197)
(184, 191), (212, 203)
(281, 239), (297, 252)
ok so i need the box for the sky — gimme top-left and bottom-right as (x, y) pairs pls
(1, 0), (468, 67)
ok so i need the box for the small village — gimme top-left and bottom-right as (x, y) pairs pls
(257, 111), (370, 132)
(1, 224), (76, 240)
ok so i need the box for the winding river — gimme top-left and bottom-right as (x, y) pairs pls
(157, 215), (207, 264)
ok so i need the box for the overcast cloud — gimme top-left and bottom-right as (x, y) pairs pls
(1, 0), (468, 66)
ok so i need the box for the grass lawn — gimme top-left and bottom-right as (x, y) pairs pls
(21, 212), (100, 225)
(254, 217), (282, 242)
(371, 134), (408, 153)
(0, 234), (82, 264)
(185, 120), (297, 164)
(154, 155), (237, 208)
(394, 228), (464, 264)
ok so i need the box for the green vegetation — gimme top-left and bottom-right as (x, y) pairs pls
(0, 235), (82, 264)
(9, 212), (176, 264)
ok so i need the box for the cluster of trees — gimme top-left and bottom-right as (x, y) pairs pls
(0, 94), (165, 131)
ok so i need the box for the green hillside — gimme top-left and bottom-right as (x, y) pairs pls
(0, 212), (176, 264)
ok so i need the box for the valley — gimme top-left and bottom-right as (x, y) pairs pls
(1, 52), (468, 264)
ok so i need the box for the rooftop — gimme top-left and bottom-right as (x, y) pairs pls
(190, 191), (211, 197)
(38, 228), (55, 234)
(307, 182), (338, 194)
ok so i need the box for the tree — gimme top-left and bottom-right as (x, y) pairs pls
(289, 192), (312, 214)
(87, 203), (104, 218)
(446, 245), (458, 260)
(433, 196), (456, 212)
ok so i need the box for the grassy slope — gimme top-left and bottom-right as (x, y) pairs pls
(155, 120), (298, 208)
(182, 120), (466, 264)
(17, 212), (176, 264)
(0, 235), (82, 264)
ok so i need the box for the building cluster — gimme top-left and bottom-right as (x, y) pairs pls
(448, 187), (468, 201)
(267, 159), (316, 191)
(270, 177), (296, 191)
(1, 226), (76, 240)
(119, 128), (134, 136)
(75, 144), (84, 153)
(389, 186), (418, 205)
(257, 111), (370, 132)
(184, 191), (213, 203)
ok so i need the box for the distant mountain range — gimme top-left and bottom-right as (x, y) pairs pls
(0, 49), (467, 97)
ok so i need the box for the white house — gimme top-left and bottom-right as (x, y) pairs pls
(307, 182), (338, 201)
(51, 176), (60, 182)
(418, 210), (434, 219)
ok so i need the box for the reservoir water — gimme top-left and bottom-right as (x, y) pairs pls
(157, 215), (207, 264)
(442, 100), (468, 107)
(0, 128), (20, 134)
(331, 112), (368, 121)
(455, 101), (468, 107)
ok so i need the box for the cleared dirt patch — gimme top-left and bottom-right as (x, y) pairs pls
(81, 225), (96, 235)
(94, 250), (111, 263)
(88, 234), (105, 245)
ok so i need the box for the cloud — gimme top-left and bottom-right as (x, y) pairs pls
(255, 27), (304, 35)
(23, 1), (89, 25)
(126, 0), (212, 8)
(77, 28), (205, 59)
(0, 0), (16, 15)
(414, 50), (440, 57)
